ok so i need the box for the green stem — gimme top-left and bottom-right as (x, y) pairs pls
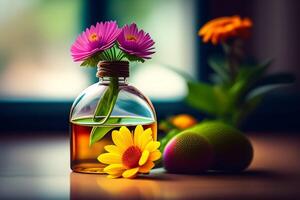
(102, 51), (109, 60)
(105, 50), (112, 60)
(118, 53), (126, 61)
(111, 48), (115, 60)
(222, 41), (239, 81)
(116, 49), (122, 60)
(93, 77), (119, 124)
(112, 46), (117, 60)
(107, 48), (112, 60)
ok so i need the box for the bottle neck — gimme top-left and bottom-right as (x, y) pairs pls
(99, 77), (128, 85)
(97, 61), (129, 77)
(97, 61), (129, 85)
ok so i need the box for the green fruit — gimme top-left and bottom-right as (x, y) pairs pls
(163, 131), (214, 174)
(186, 121), (253, 172)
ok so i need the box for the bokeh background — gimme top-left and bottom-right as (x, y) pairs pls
(0, 0), (299, 133)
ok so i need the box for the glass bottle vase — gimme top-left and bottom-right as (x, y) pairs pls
(69, 61), (157, 173)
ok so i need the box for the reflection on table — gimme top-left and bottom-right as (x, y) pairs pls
(0, 133), (300, 199)
(70, 171), (164, 199)
(70, 134), (300, 199)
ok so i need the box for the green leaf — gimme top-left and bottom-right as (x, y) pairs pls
(230, 73), (294, 127)
(244, 73), (294, 101)
(229, 59), (273, 105)
(159, 129), (181, 152)
(213, 85), (230, 115)
(235, 59), (272, 84)
(208, 56), (230, 83)
(125, 53), (145, 63)
(186, 81), (220, 115)
(90, 126), (115, 146)
(93, 77), (119, 124)
(89, 77), (120, 146)
(89, 117), (121, 146)
(246, 83), (291, 101)
(231, 94), (262, 127)
(209, 74), (223, 84)
(159, 120), (176, 133)
(80, 54), (100, 67)
(80, 59), (89, 67)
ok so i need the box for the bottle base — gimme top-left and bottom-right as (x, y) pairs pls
(71, 163), (106, 174)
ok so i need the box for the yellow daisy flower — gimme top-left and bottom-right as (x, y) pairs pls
(98, 125), (161, 179)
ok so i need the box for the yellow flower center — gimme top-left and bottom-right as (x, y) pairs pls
(126, 35), (137, 42)
(122, 146), (141, 168)
(89, 33), (99, 42)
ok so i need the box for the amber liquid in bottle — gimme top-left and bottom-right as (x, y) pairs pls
(70, 116), (157, 173)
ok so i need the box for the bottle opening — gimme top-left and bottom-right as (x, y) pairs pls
(97, 61), (129, 78)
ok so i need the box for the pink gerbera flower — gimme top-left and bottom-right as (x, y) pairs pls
(118, 23), (155, 60)
(71, 21), (121, 62)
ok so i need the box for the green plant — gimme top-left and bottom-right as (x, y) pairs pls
(187, 16), (295, 127)
(187, 57), (294, 127)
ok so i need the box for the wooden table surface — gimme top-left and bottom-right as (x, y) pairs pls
(0, 133), (299, 199)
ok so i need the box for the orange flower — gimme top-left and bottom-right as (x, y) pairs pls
(170, 114), (197, 130)
(198, 15), (252, 45)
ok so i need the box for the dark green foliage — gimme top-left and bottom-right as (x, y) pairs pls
(186, 57), (294, 127)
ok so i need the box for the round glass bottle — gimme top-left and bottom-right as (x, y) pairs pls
(70, 61), (157, 173)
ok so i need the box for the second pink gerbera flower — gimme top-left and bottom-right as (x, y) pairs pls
(71, 21), (121, 62)
(118, 23), (155, 60)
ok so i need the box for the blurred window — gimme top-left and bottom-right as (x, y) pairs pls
(0, 0), (87, 100)
(108, 0), (196, 101)
(0, 0), (196, 101)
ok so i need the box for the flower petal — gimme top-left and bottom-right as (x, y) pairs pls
(103, 164), (125, 174)
(112, 130), (128, 150)
(98, 153), (121, 164)
(105, 170), (124, 176)
(104, 145), (123, 154)
(122, 167), (139, 178)
(70, 21), (121, 62)
(119, 126), (133, 147)
(139, 128), (153, 150)
(139, 150), (150, 166)
(107, 174), (121, 179)
(149, 150), (161, 161)
(117, 23), (155, 60)
(134, 125), (143, 146)
(145, 141), (160, 152)
(139, 160), (155, 173)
